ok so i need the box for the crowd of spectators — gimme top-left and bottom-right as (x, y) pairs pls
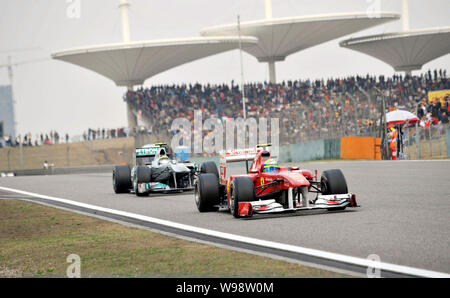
(125, 69), (449, 145)
(1, 131), (69, 148)
(0, 127), (133, 148)
(82, 127), (131, 141)
(1, 70), (448, 149)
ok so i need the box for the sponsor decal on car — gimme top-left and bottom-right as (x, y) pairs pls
(136, 147), (159, 156)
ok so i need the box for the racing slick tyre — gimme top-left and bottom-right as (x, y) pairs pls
(136, 166), (152, 183)
(133, 181), (149, 197)
(230, 177), (255, 218)
(113, 165), (132, 194)
(321, 169), (348, 195)
(134, 166), (151, 197)
(321, 169), (348, 211)
(195, 173), (220, 212)
(200, 161), (219, 179)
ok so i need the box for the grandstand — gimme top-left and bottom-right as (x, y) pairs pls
(125, 72), (449, 145)
(51, 0), (399, 129)
(17, 1), (444, 166)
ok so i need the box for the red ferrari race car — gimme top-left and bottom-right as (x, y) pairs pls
(194, 144), (358, 218)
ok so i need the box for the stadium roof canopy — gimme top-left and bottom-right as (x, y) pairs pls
(52, 36), (258, 87)
(200, 12), (399, 82)
(340, 27), (450, 73)
(200, 12), (400, 62)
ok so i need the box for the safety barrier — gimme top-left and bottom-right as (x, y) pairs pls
(10, 165), (114, 176)
(290, 140), (325, 162)
(0, 135), (389, 176)
(324, 138), (341, 160)
(340, 136), (381, 160)
(447, 127), (450, 158)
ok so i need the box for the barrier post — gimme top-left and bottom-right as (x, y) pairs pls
(416, 126), (421, 160)
(19, 142), (24, 170)
(7, 149), (11, 171)
(428, 128), (432, 158)
(405, 127), (410, 160)
(438, 126), (442, 157)
(66, 145), (70, 167)
(447, 126), (450, 158)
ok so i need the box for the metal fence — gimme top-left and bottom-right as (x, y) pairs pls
(403, 123), (448, 160)
(1, 122), (448, 173)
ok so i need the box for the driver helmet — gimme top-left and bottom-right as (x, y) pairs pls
(263, 158), (279, 172)
(159, 155), (169, 164)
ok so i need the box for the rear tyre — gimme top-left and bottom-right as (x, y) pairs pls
(195, 173), (220, 212)
(200, 161), (219, 179)
(113, 165), (132, 194)
(230, 177), (255, 218)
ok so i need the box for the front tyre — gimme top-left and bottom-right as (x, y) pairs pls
(136, 166), (151, 183)
(134, 166), (151, 197)
(321, 169), (348, 195)
(195, 173), (220, 212)
(230, 177), (255, 218)
(133, 180), (149, 197)
(321, 169), (348, 211)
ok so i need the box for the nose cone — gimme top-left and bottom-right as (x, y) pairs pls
(280, 172), (310, 187)
(170, 163), (191, 173)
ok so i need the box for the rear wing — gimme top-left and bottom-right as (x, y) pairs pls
(136, 142), (169, 158)
(219, 144), (272, 184)
(135, 146), (160, 158)
(219, 148), (262, 163)
(219, 143), (273, 163)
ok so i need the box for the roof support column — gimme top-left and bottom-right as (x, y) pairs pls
(127, 102), (137, 130)
(402, 0), (410, 31)
(268, 61), (276, 84)
(119, 0), (131, 43)
(126, 85), (137, 130)
(265, 0), (273, 20)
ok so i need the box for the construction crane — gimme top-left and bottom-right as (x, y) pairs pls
(0, 51), (49, 138)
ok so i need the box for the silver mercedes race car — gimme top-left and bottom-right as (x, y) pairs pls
(112, 143), (197, 196)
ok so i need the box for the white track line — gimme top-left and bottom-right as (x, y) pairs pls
(1, 185), (448, 278)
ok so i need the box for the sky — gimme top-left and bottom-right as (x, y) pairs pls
(0, 0), (449, 138)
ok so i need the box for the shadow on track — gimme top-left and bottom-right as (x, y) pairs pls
(112, 190), (194, 199)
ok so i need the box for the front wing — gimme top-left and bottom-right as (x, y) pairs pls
(238, 194), (358, 217)
(137, 182), (194, 193)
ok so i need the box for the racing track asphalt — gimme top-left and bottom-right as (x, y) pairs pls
(0, 160), (449, 275)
